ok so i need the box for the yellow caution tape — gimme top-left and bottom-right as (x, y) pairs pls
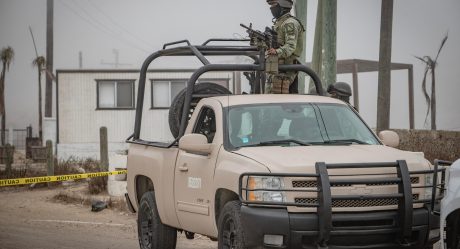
(0, 170), (127, 187)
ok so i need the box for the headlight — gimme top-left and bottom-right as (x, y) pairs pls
(424, 174), (433, 200)
(247, 176), (285, 202)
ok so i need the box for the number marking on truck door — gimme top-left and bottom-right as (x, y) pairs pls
(188, 177), (202, 189)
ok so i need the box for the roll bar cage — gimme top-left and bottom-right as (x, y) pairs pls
(128, 38), (324, 146)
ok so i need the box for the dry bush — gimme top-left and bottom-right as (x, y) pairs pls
(55, 157), (108, 194)
(88, 176), (107, 194)
(55, 157), (82, 175)
(0, 167), (28, 179)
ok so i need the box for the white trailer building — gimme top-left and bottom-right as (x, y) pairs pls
(55, 69), (235, 160)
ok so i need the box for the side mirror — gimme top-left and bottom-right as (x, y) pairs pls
(378, 130), (400, 148)
(179, 134), (213, 155)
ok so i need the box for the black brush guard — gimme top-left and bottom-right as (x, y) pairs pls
(238, 160), (452, 248)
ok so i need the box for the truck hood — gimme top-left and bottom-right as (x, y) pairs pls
(232, 145), (430, 173)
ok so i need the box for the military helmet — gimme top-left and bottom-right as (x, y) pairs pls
(327, 82), (352, 97)
(327, 82), (352, 103)
(266, 0), (293, 8)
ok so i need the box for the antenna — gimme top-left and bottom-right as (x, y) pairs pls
(29, 26), (39, 58)
(100, 48), (132, 68)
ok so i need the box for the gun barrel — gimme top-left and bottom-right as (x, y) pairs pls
(240, 23), (250, 30)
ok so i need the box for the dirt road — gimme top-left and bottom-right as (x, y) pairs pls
(0, 187), (216, 249)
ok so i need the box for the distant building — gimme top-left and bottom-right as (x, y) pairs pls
(54, 69), (235, 159)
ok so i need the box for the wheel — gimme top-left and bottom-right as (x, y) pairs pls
(168, 82), (231, 138)
(137, 191), (177, 249)
(217, 201), (246, 249)
(447, 211), (460, 249)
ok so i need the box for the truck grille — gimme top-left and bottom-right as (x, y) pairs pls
(294, 194), (419, 208)
(292, 177), (420, 188)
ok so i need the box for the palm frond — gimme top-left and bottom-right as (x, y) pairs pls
(434, 33), (448, 62)
(1, 46), (15, 71)
(414, 55), (428, 64)
(426, 57), (435, 69)
(32, 56), (46, 68)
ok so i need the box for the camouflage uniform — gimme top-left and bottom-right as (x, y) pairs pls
(266, 13), (305, 94)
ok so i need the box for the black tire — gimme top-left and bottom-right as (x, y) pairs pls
(217, 201), (246, 249)
(138, 191), (177, 249)
(447, 211), (460, 249)
(168, 82), (231, 138)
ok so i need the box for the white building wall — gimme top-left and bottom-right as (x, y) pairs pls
(57, 142), (128, 160)
(57, 70), (233, 159)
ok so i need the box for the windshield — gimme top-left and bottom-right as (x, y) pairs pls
(227, 103), (379, 148)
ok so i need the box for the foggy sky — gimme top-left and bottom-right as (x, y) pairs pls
(0, 0), (459, 134)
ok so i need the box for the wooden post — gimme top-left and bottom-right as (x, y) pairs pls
(100, 127), (108, 171)
(376, 0), (394, 132)
(309, 0), (323, 93)
(46, 140), (54, 177)
(321, 0), (337, 88)
(352, 62), (360, 111)
(408, 66), (414, 129)
(45, 0), (54, 117)
(294, 0), (308, 93)
(38, 64), (43, 145)
(8, 127), (13, 145)
(5, 143), (12, 177)
(27, 125), (33, 138)
(1, 114), (5, 146)
(309, 0), (337, 93)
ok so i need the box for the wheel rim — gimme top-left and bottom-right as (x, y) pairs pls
(222, 216), (237, 249)
(139, 203), (154, 248)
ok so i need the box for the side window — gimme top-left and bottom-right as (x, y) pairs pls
(193, 107), (216, 143)
(151, 80), (186, 108)
(97, 80), (135, 109)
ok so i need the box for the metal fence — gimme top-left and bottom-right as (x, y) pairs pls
(0, 129), (28, 150)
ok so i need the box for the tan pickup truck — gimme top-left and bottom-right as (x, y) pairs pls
(125, 40), (446, 249)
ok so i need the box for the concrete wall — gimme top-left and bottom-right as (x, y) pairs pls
(394, 129), (460, 163)
(57, 142), (128, 160)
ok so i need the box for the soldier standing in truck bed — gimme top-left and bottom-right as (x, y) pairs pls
(266, 0), (305, 94)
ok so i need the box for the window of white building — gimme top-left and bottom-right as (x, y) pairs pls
(97, 80), (135, 109)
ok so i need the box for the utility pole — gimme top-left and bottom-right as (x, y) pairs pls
(376, 0), (394, 132)
(79, 51), (83, 69)
(45, 0), (53, 117)
(309, 0), (337, 93)
(100, 49), (131, 68)
(294, 0), (307, 94)
(322, 0), (337, 88)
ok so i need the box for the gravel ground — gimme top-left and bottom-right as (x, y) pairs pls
(0, 184), (440, 249)
(0, 185), (217, 249)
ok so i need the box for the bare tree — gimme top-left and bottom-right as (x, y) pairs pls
(33, 56), (46, 143)
(415, 34), (448, 130)
(0, 46), (14, 145)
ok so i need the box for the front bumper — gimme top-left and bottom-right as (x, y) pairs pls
(239, 160), (448, 249)
(241, 206), (440, 249)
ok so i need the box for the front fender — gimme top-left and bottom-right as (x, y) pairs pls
(214, 149), (270, 195)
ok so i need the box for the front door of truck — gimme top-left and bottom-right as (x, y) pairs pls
(174, 105), (221, 235)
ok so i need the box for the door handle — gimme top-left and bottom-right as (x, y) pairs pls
(178, 165), (189, 172)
